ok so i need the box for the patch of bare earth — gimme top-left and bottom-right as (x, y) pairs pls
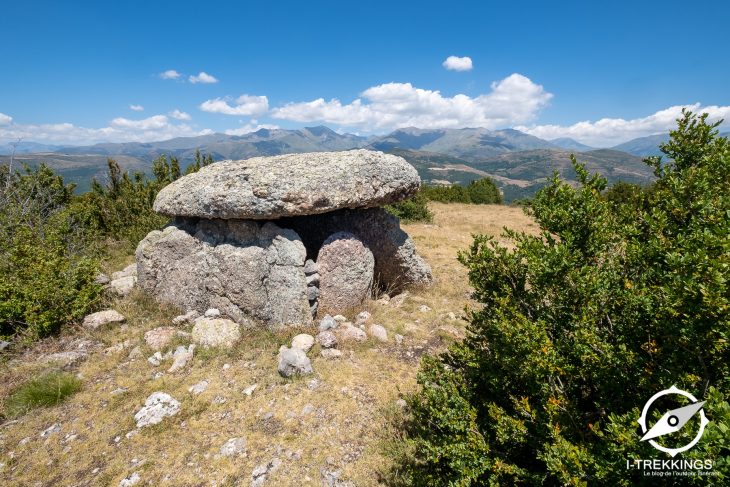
(0, 203), (538, 486)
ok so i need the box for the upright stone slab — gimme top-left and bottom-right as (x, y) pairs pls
(136, 219), (311, 327)
(317, 232), (374, 314)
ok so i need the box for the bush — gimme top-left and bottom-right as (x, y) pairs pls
(385, 191), (434, 223)
(422, 177), (502, 204)
(466, 177), (503, 204)
(4, 371), (82, 418)
(396, 111), (730, 485)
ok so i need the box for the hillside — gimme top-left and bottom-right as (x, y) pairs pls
(0, 203), (539, 486)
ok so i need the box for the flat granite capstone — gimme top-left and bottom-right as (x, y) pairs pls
(152, 149), (420, 219)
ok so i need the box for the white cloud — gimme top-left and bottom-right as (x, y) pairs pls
(129, 104), (144, 111)
(200, 94), (269, 116)
(169, 109), (191, 121)
(159, 69), (181, 80)
(516, 104), (730, 146)
(224, 121), (280, 136)
(0, 112), (12, 125)
(271, 73), (551, 132)
(0, 114), (211, 146)
(189, 71), (218, 84)
(443, 56), (473, 71)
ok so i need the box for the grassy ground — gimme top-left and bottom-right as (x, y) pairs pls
(0, 203), (538, 486)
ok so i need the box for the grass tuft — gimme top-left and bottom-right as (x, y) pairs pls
(4, 371), (82, 419)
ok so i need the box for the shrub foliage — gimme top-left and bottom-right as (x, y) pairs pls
(397, 111), (730, 485)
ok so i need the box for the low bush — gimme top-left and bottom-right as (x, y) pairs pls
(385, 191), (434, 223)
(4, 371), (83, 418)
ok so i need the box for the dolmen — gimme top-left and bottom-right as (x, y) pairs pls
(136, 149), (432, 328)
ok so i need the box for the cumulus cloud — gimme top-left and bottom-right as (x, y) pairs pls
(516, 104), (730, 146)
(200, 94), (269, 116)
(271, 73), (551, 132)
(443, 55), (473, 71)
(224, 121), (280, 136)
(0, 114), (211, 146)
(129, 104), (144, 111)
(159, 69), (181, 80)
(189, 71), (218, 84)
(169, 109), (191, 121)
(0, 112), (12, 125)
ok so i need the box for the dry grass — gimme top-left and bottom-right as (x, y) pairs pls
(0, 203), (538, 486)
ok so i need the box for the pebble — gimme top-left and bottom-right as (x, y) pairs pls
(320, 349), (343, 360)
(291, 334), (315, 353)
(204, 308), (221, 318)
(318, 314), (337, 331)
(243, 384), (258, 396)
(188, 380), (209, 395)
(316, 330), (337, 348)
(368, 324), (388, 342)
(219, 437), (247, 458)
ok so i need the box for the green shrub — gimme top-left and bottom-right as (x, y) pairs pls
(4, 371), (82, 418)
(396, 111), (730, 485)
(385, 191), (434, 223)
(421, 177), (502, 204)
(466, 177), (503, 204)
(422, 184), (472, 203)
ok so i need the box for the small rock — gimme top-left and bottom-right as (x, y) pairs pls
(134, 392), (180, 428)
(278, 347), (313, 377)
(307, 379), (320, 390)
(394, 334), (404, 345)
(204, 308), (221, 318)
(291, 334), (315, 353)
(212, 395), (227, 405)
(337, 324), (367, 342)
(447, 311), (457, 320)
(395, 398), (407, 408)
(41, 351), (87, 368)
(377, 293), (391, 305)
(40, 423), (61, 437)
(355, 310), (371, 325)
(220, 437), (247, 458)
(390, 292), (409, 307)
(0, 340), (9, 352)
(147, 351), (163, 366)
(310, 301), (318, 317)
(222, 363), (231, 370)
(319, 315), (338, 331)
(304, 259), (318, 275)
(112, 263), (137, 280)
(368, 324), (388, 342)
(111, 387), (128, 395)
(82, 309), (126, 330)
(172, 310), (199, 326)
(168, 344), (195, 373)
(316, 330), (337, 348)
(251, 457), (282, 487)
(333, 315), (347, 322)
(320, 349), (342, 360)
(144, 327), (181, 351)
(119, 471), (141, 487)
(243, 384), (258, 396)
(128, 346), (143, 360)
(418, 304), (432, 313)
(306, 273), (320, 286)
(188, 380), (209, 395)
(110, 275), (136, 296)
(94, 273), (110, 285)
(301, 404), (315, 415)
(306, 285), (319, 301)
(192, 317), (241, 348)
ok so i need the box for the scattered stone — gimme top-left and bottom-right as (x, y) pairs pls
(317, 232), (374, 314)
(278, 347), (313, 378)
(291, 334), (315, 353)
(128, 346), (143, 360)
(119, 472), (141, 487)
(447, 311), (457, 320)
(306, 286), (319, 302)
(192, 318), (241, 348)
(40, 423), (61, 437)
(0, 340), (9, 352)
(301, 404), (315, 415)
(110, 275), (136, 296)
(333, 315), (347, 323)
(222, 363), (231, 370)
(111, 387), (128, 395)
(41, 351), (87, 368)
(319, 315), (338, 331)
(147, 351), (163, 367)
(188, 380), (209, 395)
(395, 398), (407, 409)
(220, 437), (247, 458)
(82, 309), (126, 330)
(168, 345), (195, 373)
(316, 330), (337, 348)
(250, 457), (282, 487)
(304, 259), (318, 275)
(94, 273), (110, 285)
(134, 392), (181, 428)
(172, 310), (199, 326)
(144, 327), (181, 351)
(395, 334), (404, 345)
(418, 304), (432, 313)
(390, 292), (409, 307)
(306, 273), (320, 286)
(212, 395), (227, 405)
(112, 263), (137, 280)
(204, 308), (221, 318)
(320, 349), (343, 360)
(243, 384), (258, 396)
(337, 324), (367, 342)
(368, 324), (388, 342)
(355, 310), (371, 325)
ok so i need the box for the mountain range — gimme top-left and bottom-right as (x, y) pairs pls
(4, 125), (725, 201)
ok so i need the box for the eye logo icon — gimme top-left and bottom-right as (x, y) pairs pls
(637, 385), (709, 457)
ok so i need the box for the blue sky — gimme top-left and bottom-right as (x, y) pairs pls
(1, 0), (729, 146)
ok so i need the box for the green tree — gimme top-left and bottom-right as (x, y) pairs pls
(466, 177), (502, 204)
(396, 111), (730, 485)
